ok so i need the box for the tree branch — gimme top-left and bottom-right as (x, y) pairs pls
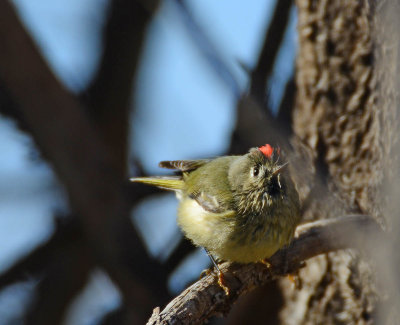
(83, 0), (159, 170)
(0, 219), (81, 290)
(25, 234), (91, 325)
(250, 0), (293, 106)
(163, 238), (195, 274)
(146, 215), (383, 325)
(276, 76), (296, 138)
(229, 1), (294, 154)
(0, 83), (30, 132)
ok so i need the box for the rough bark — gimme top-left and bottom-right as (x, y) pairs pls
(285, 0), (397, 324)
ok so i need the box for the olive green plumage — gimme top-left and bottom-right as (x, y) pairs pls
(130, 145), (301, 263)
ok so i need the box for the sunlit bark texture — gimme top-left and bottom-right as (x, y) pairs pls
(284, 0), (400, 324)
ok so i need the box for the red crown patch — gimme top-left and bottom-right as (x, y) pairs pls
(258, 144), (274, 158)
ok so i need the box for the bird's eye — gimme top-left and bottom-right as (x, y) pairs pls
(252, 166), (260, 177)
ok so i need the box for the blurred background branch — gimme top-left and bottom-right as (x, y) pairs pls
(249, 0), (293, 108)
(0, 0), (168, 323)
(83, 0), (159, 169)
(229, 0), (295, 154)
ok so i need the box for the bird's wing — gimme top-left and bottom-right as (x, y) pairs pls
(189, 190), (233, 214)
(158, 159), (211, 172)
(181, 156), (235, 214)
(130, 176), (184, 191)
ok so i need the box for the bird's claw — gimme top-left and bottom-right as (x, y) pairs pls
(199, 268), (214, 279)
(217, 271), (230, 295)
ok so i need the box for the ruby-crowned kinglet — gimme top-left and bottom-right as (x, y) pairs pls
(131, 144), (301, 267)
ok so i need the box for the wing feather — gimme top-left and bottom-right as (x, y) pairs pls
(130, 176), (183, 191)
(189, 191), (228, 214)
(159, 159), (211, 172)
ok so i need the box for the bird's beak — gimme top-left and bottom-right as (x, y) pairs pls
(272, 162), (289, 176)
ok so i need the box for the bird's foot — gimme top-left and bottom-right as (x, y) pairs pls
(203, 248), (230, 295)
(199, 268), (214, 279)
(200, 267), (229, 295)
(217, 270), (230, 295)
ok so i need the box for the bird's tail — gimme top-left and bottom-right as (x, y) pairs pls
(130, 176), (184, 191)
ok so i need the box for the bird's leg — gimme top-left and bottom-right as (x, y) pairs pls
(199, 248), (217, 279)
(204, 248), (230, 295)
(199, 268), (213, 279)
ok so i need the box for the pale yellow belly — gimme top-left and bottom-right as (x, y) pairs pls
(177, 197), (235, 254)
(177, 197), (290, 263)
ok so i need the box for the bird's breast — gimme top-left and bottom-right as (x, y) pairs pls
(176, 197), (235, 252)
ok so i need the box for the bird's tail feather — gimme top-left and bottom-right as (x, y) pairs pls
(130, 176), (184, 191)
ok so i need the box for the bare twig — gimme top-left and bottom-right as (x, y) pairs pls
(250, 0), (293, 106)
(229, 1), (294, 154)
(146, 215), (383, 325)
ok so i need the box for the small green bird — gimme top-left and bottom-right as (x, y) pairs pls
(131, 144), (301, 292)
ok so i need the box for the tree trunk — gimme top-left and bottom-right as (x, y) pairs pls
(282, 0), (400, 323)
